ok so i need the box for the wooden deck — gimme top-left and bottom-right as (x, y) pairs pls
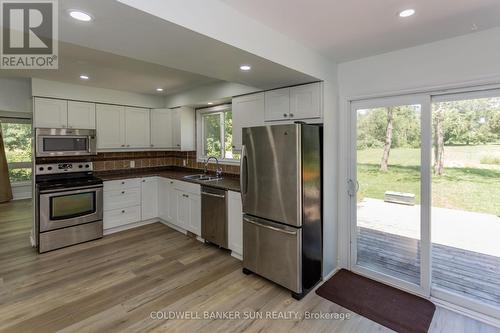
(358, 227), (500, 307)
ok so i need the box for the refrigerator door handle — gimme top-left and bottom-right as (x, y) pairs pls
(243, 216), (297, 235)
(240, 144), (248, 199)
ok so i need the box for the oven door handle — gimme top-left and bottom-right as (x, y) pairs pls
(39, 185), (103, 195)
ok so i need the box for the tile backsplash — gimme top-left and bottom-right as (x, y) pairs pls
(36, 151), (240, 175)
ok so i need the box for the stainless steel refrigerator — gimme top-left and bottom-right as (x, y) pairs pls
(240, 123), (322, 299)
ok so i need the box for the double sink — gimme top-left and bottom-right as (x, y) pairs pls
(183, 174), (223, 182)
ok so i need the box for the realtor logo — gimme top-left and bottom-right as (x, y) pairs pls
(1, 0), (58, 69)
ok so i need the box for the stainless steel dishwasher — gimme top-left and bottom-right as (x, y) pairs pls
(201, 186), (228, 248)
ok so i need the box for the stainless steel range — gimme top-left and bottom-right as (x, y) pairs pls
(35, 162), (103, 253)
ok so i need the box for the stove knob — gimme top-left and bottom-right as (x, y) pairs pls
(85, 164), (90, 168)
(47, 166), (52, 171)
(78, 165), (83, 168)
(39, 167), (44, 171)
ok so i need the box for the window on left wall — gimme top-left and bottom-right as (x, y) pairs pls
(1, 118), (32, 183)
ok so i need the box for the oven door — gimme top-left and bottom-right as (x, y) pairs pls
(39, 185), (103, 232)
(36, 128), (96, 157)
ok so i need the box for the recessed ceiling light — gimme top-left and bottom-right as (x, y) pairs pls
(69, 10), (93, 22)
(398, 9), (415, 18)
(240, 65), (251, 71)
(207, 102), (214, 105)
(156, 88), (164, 92)
(79, 74), (89, 80)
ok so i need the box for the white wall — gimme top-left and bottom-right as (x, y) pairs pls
(120, 0), (339, 277)
(0, 78), (32, 114)
(165, 81), (259, 108)
(31, 78), (165, 108)
(338, 27), (500, 99)
(118, 0), (333, 81)
(336, 26), (500, 268)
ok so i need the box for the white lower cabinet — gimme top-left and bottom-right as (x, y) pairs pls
(158, 178), (176, 223)
(104, 176), (201, 236)
(103, 206), (141, 230)
(141, 177), (158, 220)
(173, 183), (201, 236)
(227, 190), (243, 258)
(103, 178), (142, 230)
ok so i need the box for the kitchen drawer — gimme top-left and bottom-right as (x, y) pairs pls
(103, 205), (141, 229)
(104, 178), (141, 192)
(172, 179), (200, 195)
(104, 187), (141, 211)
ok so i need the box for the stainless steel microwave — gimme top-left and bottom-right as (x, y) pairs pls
(36, 128), (97, 157)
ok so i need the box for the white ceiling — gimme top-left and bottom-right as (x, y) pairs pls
(221, 0), (500, 62)
(0, 0), (318, 95)
(0, 43), (219, 96)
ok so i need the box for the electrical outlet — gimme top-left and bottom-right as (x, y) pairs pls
(183, 159), (187, 167)
(130, 160), (135, 168)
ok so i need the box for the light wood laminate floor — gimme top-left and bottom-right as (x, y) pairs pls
(0, 200), (499, 333)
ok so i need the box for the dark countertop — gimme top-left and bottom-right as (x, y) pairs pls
(96, 167), (241, 192)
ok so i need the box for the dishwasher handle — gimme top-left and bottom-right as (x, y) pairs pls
(201, 191), (226, 199)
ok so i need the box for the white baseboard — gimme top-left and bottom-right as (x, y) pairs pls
(231, 252), (242, 261)
(103, 218), (159, 235)
(322, 267), (339, 281)
(158, 219), (188, 235)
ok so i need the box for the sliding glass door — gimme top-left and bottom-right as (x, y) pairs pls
(349, 89), (500, 317)
(350, 95), (431, 296)
(430, 90), (500, 316)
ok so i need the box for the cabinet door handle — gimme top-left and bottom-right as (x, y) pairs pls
(127, 144), (130, 147)
(121, 181), (125, 185)
(150, 144), (154, 147)
(283, 113), (288, 117)
(121, 191), (125, 194)
(289, 113), (294, 117)
(121, 210), (125, 213)
(121, 144), (125, 147)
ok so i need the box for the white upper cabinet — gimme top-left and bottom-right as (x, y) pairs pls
(67, 101), (96, 129)
(264, 82), (322, 122)
(33, 98), (68, 128)
(232, 92), (265, 150)
(171, 106), (195, 151)
(290, 82), (321, 120)
(96, 104), (125, 149)
(141, 177), (159, 221)
(125, 107), (151, 148)
(265, 88), (290, 122)
(151, 109), (173, 149)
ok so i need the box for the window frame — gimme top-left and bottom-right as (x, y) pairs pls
(196, 104), (239, 165)
(0, 114), (33, 185)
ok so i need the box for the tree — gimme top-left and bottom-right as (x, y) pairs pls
(433, 105), (445, 176)
(380, 107), (394, 172)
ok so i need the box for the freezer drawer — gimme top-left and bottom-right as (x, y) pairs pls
(243, 215), (302, 293)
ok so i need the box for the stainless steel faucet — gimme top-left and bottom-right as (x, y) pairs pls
(204, 156), (223, 178)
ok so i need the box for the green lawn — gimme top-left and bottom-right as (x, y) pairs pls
(357, 146), (500, 216)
